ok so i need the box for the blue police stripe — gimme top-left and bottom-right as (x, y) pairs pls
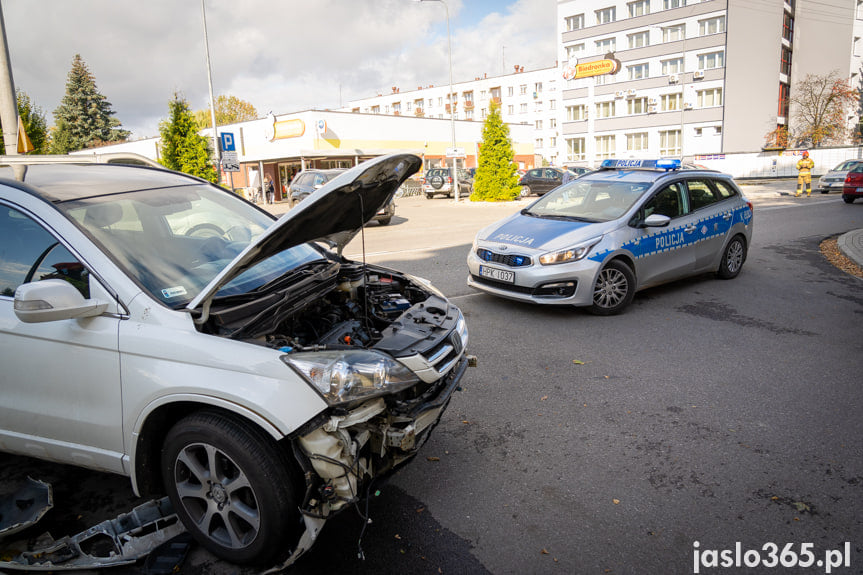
(486, 215), (592, 248)
(588, 205), (752, 262)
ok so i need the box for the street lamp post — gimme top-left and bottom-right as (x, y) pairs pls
(201, 0), (222, 182)
(416, 0), (459, 202)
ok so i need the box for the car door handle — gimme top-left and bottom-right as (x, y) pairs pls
(723, 213), (732, 220)
(684, 225), (697, 233)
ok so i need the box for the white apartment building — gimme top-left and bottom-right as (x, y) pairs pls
(341, 66), (561, 167)
(557, 0), (862, 165)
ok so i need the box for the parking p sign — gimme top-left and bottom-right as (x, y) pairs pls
(220, 132), (236, 152)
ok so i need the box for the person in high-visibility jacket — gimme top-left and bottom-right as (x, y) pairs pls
(795, 151), (815, 197)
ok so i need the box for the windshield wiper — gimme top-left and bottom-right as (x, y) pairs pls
(524, 212), (599, 223)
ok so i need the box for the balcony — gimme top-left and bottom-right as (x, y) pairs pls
(464, 101), (474, 110)
(491, 97), (502, 106)
(414, 108), (424, 117)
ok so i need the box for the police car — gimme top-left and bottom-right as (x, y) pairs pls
(467, 159), (754, 315)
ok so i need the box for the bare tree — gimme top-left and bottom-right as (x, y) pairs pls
(789, 70), (859, 147)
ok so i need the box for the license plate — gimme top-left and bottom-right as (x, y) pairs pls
(480, 265), (515, 283)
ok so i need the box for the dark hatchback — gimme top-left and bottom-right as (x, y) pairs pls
(518, 167), (565, 197)
(288, 169), (345, 205)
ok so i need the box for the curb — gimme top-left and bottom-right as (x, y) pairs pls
(837, 229), (863, 269)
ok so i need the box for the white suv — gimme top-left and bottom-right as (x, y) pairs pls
(0, 153), (470, 569)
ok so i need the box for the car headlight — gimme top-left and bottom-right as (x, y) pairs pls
(283, 350), (419, 405)
(539, 237), (602, 265)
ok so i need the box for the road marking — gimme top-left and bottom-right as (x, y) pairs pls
(345, 241), (469, 259)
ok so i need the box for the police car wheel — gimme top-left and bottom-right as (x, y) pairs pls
(589, 260), (635, 316)
(716, 235), (747, 279)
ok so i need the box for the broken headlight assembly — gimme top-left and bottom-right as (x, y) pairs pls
(284, 350), (419, 405)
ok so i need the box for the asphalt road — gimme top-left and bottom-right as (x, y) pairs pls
(1, 181), (861, 575)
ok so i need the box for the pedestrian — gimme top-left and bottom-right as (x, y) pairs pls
(795, 151), (815, 197)
(561, 168), (575, 185)
(265, 176), (275, 204)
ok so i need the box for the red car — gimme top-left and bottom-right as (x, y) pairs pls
(842, 165), (863, 204)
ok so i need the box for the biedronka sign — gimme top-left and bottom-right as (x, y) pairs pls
(562, 54), (622, 80)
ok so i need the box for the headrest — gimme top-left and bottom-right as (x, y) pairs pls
(84, 203), (123, 228)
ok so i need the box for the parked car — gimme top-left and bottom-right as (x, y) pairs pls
(818, 159), (863, 194)
(518, 167), (565, 197)
(467, 158), (754, 315)
(0, 153), (471, 570)
(566, 166), (592, 177)
(287, 168), (345, 205)
(842, 164), (863, 203)
(423, 167), (472, 198)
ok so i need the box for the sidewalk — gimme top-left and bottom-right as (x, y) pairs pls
(838, 229), (863, 269)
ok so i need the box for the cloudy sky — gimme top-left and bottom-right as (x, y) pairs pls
(4, 0), (557, 139)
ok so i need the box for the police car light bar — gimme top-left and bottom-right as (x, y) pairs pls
(599, 159), (682, 171)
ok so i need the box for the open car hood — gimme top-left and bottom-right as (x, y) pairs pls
(187, 153), (420, 312)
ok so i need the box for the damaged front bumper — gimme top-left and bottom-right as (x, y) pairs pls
(269, 355), (472, 572)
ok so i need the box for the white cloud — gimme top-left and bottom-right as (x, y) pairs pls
(3, 0), (555, 138)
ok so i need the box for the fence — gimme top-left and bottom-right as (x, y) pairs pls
(688, 146), (863, 179)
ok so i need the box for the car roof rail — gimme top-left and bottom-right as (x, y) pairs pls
(0, 152), (162, 169)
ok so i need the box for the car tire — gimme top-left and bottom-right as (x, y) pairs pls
(716, 234), (747, 279)
(378, 217), (391, 225)
(426, 193), (434, 199)
(820, 190), (829, 194)
(589, 260), (635, 316)
(519, 186), (531, 198)
(843, 195), (855, 204)
(161, 411), (302, 567)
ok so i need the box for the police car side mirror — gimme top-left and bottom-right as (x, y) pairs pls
(641, 214), (671, 228)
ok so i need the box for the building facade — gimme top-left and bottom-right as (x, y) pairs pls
(341, 66), (562, 167)
(557, 0), (861, 164)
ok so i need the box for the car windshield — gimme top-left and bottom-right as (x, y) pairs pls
(834, 160), (863, 171)
(59, 184), (323, 308)
(525, 179), (652, 222)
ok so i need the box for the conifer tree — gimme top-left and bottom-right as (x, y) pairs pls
(51, 54), (129, 153)
(471, 100), (521, 201)
(158, 93), (218, 183)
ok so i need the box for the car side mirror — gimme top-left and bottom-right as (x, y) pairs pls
(14, 279), (109, 323)
(641, 214), (671, 228)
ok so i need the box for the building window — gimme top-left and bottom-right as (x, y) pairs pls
(596, 100), (616, 118)
(566, 14), (585, 31)
(567, 104), (587, 121)
(662, 58), (684, 75)
(535, 101), (543, 112)
(595, 73), (614, 86)
(694, 127), (703, 137)
(438, 97), (443, 105)
(628, 63), (649, 80)
(627, 132), (649, 151)
(465, 109), (474, 120)
(699, 16), (725, 35)
(508, 86), (514, 97)
(464, 91), (474, 103)
(778, 83), (790, 118)
(520, 103), (528, 113)
(550, 136), (557, 147)
(406, 102), (412, 111)
(595, 135), (616, 159)
(480, 90), (487, 100)
(715, 126), (722, 135)
(664, 0), (686, 9)
(549, 100), (557, 110)
(628, 0), (650, 17)
(550, 118), (557, 128)
(535, 83), (543, 93)
(428, 99), (433, 108)
(507, 105), (515, 114)
(662, 24), (685, 42)
(661, 93), (682, 111)
(392, 103), (401, 114)
(781, 47), (792, 75)
(697, 88), (723, 107)
(660, 130), (681, 156)
(566, 43), (585, 61)
(371, 105), (380, 114)
(520, 84), (527, 95)
(596, 7), (616, 24)
(536, 120), (543, 130)
(698, 51), (725, 70)
(628, 31), (649, 49)
(628, 97), (648, 114)
(595, 37), (616, 54)
(782, 12), (793, 42)
(481, 108), (487, 118)
(536, 138), (544, 148)
(566, 137), (586, 161)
